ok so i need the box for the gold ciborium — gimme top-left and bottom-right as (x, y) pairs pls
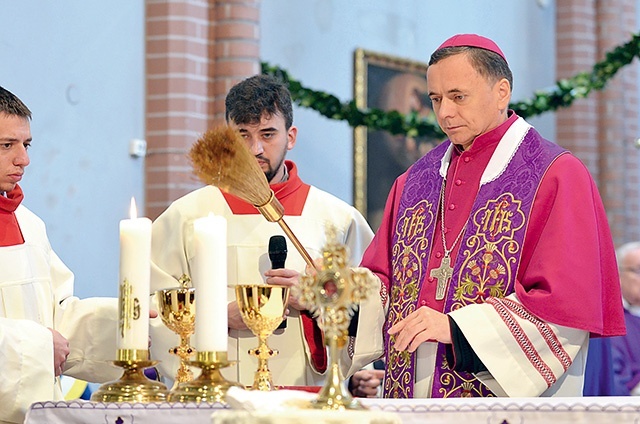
(155, 276), (196, 388)
(235, 284), (289, 391)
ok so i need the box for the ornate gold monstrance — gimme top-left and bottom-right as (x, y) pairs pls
(297, 226), (377, 410)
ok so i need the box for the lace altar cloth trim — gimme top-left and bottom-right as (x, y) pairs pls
(29, 400), (228, 410)
(363, 399), (640, 413)
(26, 398), (640, 424)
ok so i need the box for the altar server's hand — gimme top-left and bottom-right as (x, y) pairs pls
(228, 301), (248, 330)
(350, 369), (385, 397)
(49, 328), (70, 376)
(147, 310), (159, 348)
(388, 306), (451, 352)
(264, 268), (306, 311)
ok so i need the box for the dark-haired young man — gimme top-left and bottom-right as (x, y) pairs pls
(150, 74), (375, 388)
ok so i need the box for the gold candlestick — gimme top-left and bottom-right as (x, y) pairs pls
(168, 351), (242, 403)
(90, 349), (169, 402)
(236, 284), (289, 391)
(298, 226), (377, 410)
(155, 276), (196, 388)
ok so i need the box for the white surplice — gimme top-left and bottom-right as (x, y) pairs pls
(150, 184), (374, 387)
(0, 206), (120, 424)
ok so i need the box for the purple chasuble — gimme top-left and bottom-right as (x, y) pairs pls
(383, 124), (566, 398)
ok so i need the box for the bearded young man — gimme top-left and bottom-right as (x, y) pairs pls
(149, 74), (374, 388)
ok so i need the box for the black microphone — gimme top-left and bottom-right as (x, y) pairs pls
(269, 235), (288, 330)
(269, 235), (287, 269)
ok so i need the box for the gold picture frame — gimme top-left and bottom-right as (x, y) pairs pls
(353, 48), (437, 231)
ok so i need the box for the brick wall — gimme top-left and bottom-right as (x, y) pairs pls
(556, 0), (599, 170)
(556, 0), (639, 244)
(211, 1), (261, 123)
(144, 0), (260, 219)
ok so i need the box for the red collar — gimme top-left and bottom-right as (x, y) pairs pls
(222, 161), (311, 216)
(0, 185), (24, 213)
(0, 185), (24, 246)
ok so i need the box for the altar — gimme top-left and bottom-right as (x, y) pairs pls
(25, 396), (640, 424)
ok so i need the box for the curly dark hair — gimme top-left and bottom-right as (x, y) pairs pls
(0, 86), (31, 119)
(225, 74), (293, 129)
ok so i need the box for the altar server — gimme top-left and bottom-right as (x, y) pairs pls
(150, 75), (374, 387)
(0, 86), (120, 423)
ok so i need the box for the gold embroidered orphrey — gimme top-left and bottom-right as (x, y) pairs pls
(430, 177), (469, 300)
(449, 193), (526, 307)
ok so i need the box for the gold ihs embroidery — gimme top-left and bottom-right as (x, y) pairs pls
(396, 200), (435, 244)
(479, 198), (513, 237)
(473, 193), (525, 244)
(399, 208), (426, 240)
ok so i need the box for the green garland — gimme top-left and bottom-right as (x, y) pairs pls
(262, 32), (640, 139)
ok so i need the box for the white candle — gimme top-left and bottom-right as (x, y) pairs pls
(117, 197), (151, 351)
(192, 214), (228, 352)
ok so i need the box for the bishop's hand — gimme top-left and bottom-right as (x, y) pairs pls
(388, 306), (451, 352)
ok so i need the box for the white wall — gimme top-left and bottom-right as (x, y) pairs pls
(0, 1), (145, 298)
(260, 0), (556, 203)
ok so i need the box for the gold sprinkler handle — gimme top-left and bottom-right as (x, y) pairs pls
(256, 191), (318, 270)
(276, 219), (317, 270)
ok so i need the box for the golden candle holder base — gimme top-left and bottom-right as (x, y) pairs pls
(168, 351), (242, 403)
(90, 349), (169, 403)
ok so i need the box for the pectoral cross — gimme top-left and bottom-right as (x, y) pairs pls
(430, 255), (453, 301)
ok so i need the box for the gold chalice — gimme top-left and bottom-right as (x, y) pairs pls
(235, 284), (289, 391)
(155, 279), (196, 388)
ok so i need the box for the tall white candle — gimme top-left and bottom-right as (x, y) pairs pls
(117, 197), (151, 351)
(192, 214), (228, 352)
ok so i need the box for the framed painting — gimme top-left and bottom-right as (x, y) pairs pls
(353, 48), (438, 231)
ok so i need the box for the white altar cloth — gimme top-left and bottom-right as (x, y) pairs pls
(25, 396), (640, 424)
(363, 397), (640, 424)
